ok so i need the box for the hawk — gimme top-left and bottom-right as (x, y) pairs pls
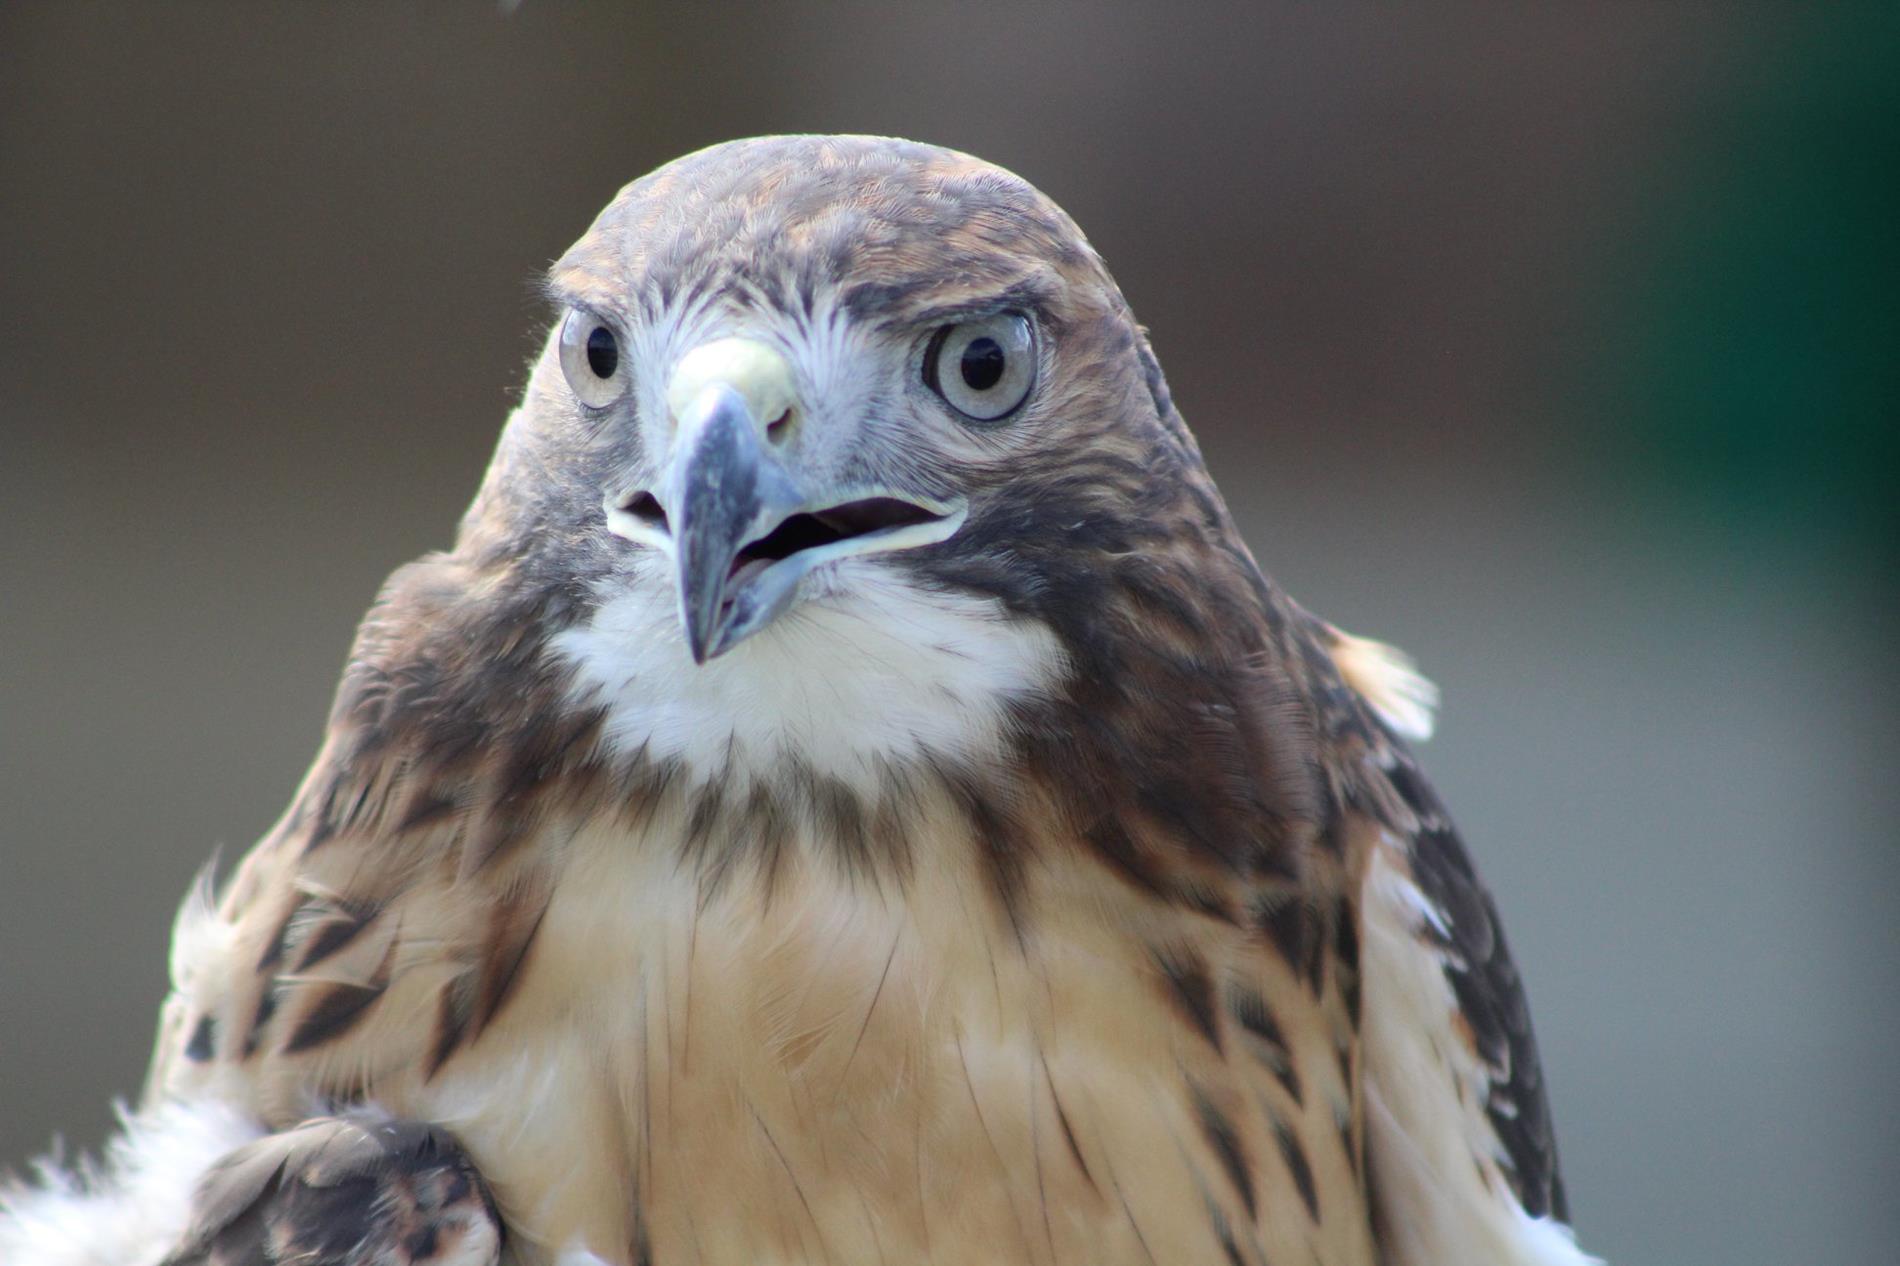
(1, 135), (1601, 1266)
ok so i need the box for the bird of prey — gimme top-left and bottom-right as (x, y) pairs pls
(1, 135), (1600, 1266)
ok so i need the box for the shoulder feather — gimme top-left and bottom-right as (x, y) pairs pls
(1326, 630), (1439, 742)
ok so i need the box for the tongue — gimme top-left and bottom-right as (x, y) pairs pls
(726, 555), (774, 589)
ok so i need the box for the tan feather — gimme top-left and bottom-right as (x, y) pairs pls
(1328, 630), (1441, 741)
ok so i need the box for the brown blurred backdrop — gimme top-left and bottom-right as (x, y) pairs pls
(2, 5), (1894, 1264)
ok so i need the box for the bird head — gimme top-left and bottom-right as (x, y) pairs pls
(396, 135), (1284, 793)
(463, 136), (1205, 665)
(324, 134), (1330, 881)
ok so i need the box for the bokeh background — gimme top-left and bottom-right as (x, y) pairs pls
(2, 4), (1894, 1263)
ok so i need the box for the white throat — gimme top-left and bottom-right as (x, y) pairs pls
(551, 555), (1064, 791)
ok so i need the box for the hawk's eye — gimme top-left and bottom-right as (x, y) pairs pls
(925, 313), (1036, 422)
(558, 310), (629, 409)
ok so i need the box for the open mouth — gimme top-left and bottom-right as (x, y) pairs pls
(730, 498), (947, 576)
(619, 491), (953, 581)
(609, 482), (967, 661)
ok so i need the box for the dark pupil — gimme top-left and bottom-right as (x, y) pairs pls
(959, 337), (1006, 392)
(585, 326), (619, 379)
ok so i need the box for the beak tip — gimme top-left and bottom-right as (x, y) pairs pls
(678, 601), (715, 666)
(683, 621), (716, 666)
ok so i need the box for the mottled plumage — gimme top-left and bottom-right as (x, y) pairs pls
(162, 1114), (500, 1266)
(3, 135), (1598, 1266)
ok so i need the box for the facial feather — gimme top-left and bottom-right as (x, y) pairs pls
(553, 552), (1065, 791)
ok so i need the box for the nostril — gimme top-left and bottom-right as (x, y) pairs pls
(765, 408), (794, 444)
(621, 491), (669, 535)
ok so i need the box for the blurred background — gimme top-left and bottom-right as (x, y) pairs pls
(2, 4), (1894, 1263)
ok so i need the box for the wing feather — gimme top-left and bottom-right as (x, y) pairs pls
(1316, 621), (1597, 1263)
(1355, 769), (1600, 1265)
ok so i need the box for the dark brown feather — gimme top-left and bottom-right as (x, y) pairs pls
(1379, 750), (1570, 1221)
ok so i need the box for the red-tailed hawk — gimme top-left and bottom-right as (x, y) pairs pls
(2, 135), (1600, 1266)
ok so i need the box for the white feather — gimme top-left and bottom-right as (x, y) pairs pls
(0, 1096), (261, 1266)
(553, 555), (1064, 792)
(1330, 631), (1439, 741)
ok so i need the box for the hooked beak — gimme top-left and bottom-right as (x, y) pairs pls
(604, 339), (965, 663)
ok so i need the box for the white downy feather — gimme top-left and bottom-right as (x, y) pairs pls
(0, 1096), (261, 1266)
